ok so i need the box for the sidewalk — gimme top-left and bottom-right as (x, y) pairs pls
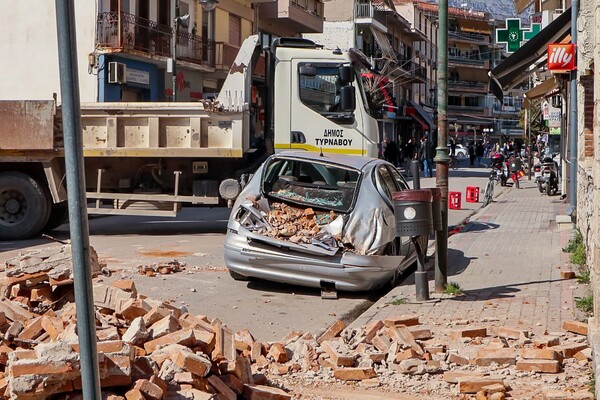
(349, 178), (591, 399)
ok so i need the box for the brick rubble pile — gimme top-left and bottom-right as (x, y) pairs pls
(0, 245), (594, 400)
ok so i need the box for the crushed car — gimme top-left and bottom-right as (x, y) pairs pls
(224, 151), (423, 292)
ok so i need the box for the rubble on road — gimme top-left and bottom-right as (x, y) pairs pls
(0, 245), (594, 399)
(137, 260), (186, 277)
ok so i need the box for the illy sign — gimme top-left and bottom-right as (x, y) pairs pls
(547, 43), (576, 71)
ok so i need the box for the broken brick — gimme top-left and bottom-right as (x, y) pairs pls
(516, 359), (561, 373)
(562, 320), (588, 336)
(317, 319), (346, 344)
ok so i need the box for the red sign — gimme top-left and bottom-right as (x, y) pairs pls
(547, 44), (576, 71)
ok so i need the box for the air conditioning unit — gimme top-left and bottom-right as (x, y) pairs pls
(108, 62), (127, 84)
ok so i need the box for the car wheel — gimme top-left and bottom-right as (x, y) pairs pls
(229, 269), (251, 281)
(456, 151), (466, 158)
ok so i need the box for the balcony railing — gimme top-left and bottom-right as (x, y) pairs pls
(448, 55), (486, 66)
(96, 11), (215, 67)
(397, 58), (427, 80)
(214, 42), (265, 77)
(354, 2), (387, 25)
(291, 0), (323, 17)
(449, 105), (485, 112)
(449, 29), (488, 42)
(449, 81), (487, 90)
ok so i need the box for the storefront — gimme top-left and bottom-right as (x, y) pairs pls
(97, 55), (162, 102)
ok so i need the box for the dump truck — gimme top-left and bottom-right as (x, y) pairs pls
(0, 35), (379, 240)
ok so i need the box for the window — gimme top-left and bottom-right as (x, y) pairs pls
(298, 65), (343, 115)
(262, 158), (361, 213)
(229, 14), (241, 47)
(376, 165), (399, 200)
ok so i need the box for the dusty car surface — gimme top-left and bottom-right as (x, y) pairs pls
(224, 151), (420, 292)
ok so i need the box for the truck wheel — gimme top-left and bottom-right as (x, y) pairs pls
(43, 203), (69, 232)
(0, 172), (51, 240)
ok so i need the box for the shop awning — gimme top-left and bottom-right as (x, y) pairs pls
(370, 27), (397, 62)
(408, 112), (429, 130)
(406, 100), (434, 128)
(456, 17), (492, 35)
(523, 76), (560, 108)
(488, 8), (571, 101)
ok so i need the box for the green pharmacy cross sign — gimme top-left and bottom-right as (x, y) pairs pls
(496, 19), (541, 53)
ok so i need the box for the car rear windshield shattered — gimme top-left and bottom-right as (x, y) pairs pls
(262, 158), (360, 213)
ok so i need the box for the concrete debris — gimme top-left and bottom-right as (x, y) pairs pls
(0, 245), (592, 399)
(137, 260), (186, 277)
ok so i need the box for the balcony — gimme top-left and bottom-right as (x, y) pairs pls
(214, 42), (265, 78)
(449, 29), (489, 44)
(96, 11), (215, 68)
(448, 56), (489, 69)
(449, 104), (486, 114)
(259, 0), (323, 34)
(449, 80), (488, 92)
(355, 1), (388, 31)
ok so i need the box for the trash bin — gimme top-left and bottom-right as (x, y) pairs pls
(428, 188), (442, 231)
(392, 189), (433, 236)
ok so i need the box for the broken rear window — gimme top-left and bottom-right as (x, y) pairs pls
(262, 158), (361, 213)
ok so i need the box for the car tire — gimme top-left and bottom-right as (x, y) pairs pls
(229, 269), (251, 281)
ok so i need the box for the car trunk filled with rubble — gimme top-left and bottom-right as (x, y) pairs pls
(224, 152), (418, 292)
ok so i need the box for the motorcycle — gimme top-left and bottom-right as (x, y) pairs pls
(490, 154), (509, 186)
(534, 155), (559, 196)
(507, 154), (526, 189)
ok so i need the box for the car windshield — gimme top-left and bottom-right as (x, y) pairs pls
(262, 158), (361, 213)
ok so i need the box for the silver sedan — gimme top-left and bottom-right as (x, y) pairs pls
(224, 151), (420, 292)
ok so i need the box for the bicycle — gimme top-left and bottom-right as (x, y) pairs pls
(482, 169), (500, 207)
(449, 155), (459, 170)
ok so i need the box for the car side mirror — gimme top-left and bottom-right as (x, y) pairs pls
(338, 66), (354, 84)
(340, 86), (356, 112)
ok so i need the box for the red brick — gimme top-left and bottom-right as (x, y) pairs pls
(219, 374), (245, 395)
(333, 367), (377, 381)
(112, 279), (137, 294)
(554, 343), (588, 359)
(383, 315), (420, 328)
(516, 359), (561, 373)
(41, 316), (64, 340)
(317, 319), (346, 344)
(144, 329), (196, 353)
(234, 356), (254, 385)
(172, 350), (211, 377)
(243, 384), (292, 400)
(133, 379), (163, 400)
(267, 343), (288, 363)
(207, 375), (237, 400)
(395, 349), (420, 362)
(364, 320), (384, 344)
(10, 360), (75, 378)
(533, 336), (560, 348)
(519, 348), (563, 361)
(409, 327), (432, 340)
(124, 389), (145, 400)
(371, 333), (392, 353)
(574, 348), (592, 361)
(320, 341), (355, 367)
(450, 327), (487, 339)
(488, 326), (528, 340)
(474, 348), (516, 366)
(448, 352), (469, 366)
(443, 372), (484, 384)
(19, 317), (44, 341)
(458, 377), (505, 394)
(562, 320), (588, 336)
(560, 271), (576, 279)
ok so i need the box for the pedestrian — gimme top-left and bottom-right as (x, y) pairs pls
(450, 138), (456, 157)
(383, 137), (401, 167)
(468, 142), (476, 168)
(475, 141), (484, 167)
(419, 136), (434, 177)
(403, 138), (415, 174)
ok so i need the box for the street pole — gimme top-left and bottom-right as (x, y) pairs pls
(55, 1), (101, 398)
(171, 0), (178, 102)
(568, 0), (578, 215)
(433, 0), (449, 292)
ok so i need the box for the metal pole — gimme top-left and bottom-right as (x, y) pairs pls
(54, 1), (101, 398)
(568, 0), (578, 215)
(410, 160), (421, 189)
(433, 0), (449, 292)
(171, 0), (178, 102)
(413, 238), (429, 301)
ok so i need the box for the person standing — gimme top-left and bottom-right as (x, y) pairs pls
(450, 138), (457, 157)
(384, 137), (401, 167)
(468, 142), (476, 168)
(419, 136), (434, 177)
(475, 141), (484, 167)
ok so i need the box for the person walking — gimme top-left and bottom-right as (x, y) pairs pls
(475, 141), (485, 167)
(468, 142), (476, 168)
(403, 138), (415, 175)
(419, 136), (434, 177)
(383, 137), (401, 167)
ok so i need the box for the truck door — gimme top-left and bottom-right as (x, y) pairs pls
(287, 62), (366, 156)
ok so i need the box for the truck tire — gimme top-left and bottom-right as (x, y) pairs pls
(0, 172), (51, 240)
(43, 203), (69, 232)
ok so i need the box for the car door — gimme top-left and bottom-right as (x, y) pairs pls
(374, 164), (411, 256)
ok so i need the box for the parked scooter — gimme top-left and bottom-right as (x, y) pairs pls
(534, 154), (560, 195)
(490, 154), (509, 186)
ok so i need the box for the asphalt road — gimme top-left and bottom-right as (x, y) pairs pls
(0, 166), (497, 342)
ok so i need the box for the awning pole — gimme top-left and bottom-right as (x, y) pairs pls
(568, 0), (578, 215)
